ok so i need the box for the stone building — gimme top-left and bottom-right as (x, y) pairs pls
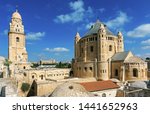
(80, 80), (119, 97)
(145, 58), (150, 78)
(23, 68), (71, 83)
(39, 59), (57, 65)
(5, 10), (72, 96)
(50, 82), (93, 97)
(0, 78), (17, 97)
(0, 56), (5, 78)
(8, 10), (30, 73)
(72, 20), (147, 81)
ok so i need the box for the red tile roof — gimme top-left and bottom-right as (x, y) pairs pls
(80, 80), (120, 92)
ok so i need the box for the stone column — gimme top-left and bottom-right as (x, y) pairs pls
(94, 58), (98, 80)
(84, 41), (87, 62)
(121, 65), (125, 82)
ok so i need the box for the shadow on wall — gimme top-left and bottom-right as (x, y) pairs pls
(27, 80), (37, 97)
(0, 72), (3, 78)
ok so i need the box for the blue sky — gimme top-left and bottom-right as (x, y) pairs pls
(0, 0), (150, 62)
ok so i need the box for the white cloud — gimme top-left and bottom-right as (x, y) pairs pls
(145, 14), (150, 18)
(136, 53), (150, 58)
(69, 0), (84, 11)
(135, 54), (142, 57)
(124, 40), (135, 44)
(99, 8), (105, 13)
(85, 22), (94, 29)
(142, 46), (150, 50)
(5, 4), (15, 12)
(106, 11), (129, 29)
(0, 29), (8, 36)
(127, 24), (150, 38)
(141, 39), (150, 45)
(145, 53), (150, 56)
(54, 0), (93, 23)
(3, 29), (8, 35)
(26, 32), (45, 40)
(45, 47), (69, 52)
(27, 42), (33, 45)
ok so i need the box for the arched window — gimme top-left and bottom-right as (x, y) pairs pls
(109, 45), (112, 51)
(23, 73), (27, 77)
(133, 68), (138, 77)
(23, 66), (26, 69)
(40, 75), (44, 80)
(16, 37), (20, 42)
(90, 46), (94, 52)
(32, 75), (34, 79)
(115, 69), (118, 77)
(102, 93), (106, 97)
(90, 67), (92, 71)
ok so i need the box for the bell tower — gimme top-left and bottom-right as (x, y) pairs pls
(8, 10), (28, 70)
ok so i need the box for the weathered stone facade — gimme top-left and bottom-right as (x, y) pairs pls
(23, 68), (71, 83)
(146, 59), (150, 79)
(0, 78), (17, 97)
(0, 56), (5, 78)
(72, 20), (148, 81)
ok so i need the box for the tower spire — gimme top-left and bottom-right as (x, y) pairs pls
(16, 5), (18, 12)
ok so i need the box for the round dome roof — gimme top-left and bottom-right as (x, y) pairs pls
(84, 20), (114, 37)
(130, 81), (147, 89)
(50, 82), (93, 97)
(12, 10), (22, 19)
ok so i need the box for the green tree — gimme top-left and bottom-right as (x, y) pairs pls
(68, 63), (71, 68)
(31, 63), (40, 68)
(21, 83), (30, 93)
(56, 62), (62, 68)
(146, 57), (150, 60)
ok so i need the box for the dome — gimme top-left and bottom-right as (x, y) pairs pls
(50, 82), (93, 97)
(130, 81), (147, 89)
(12, 10), (22, 20)
(84, 20), (114, 37)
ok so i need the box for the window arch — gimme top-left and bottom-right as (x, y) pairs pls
(16, 37), (20, 42)
(32, 75), (34, 79)
(115, 69), (119, 77)
(23, 66), (26, 69)
(133, 68), (138, 77)
(90, 46), (94, 52)
(40, 75), (44, 80)
(109, 45), (112, 51)
(102, 93), (106, 97)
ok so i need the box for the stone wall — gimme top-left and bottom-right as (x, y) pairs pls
(0, 78), (17, 97)
(92, 89), (118, 97)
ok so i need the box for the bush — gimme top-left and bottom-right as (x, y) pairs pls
(21, 83), (30, 92)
